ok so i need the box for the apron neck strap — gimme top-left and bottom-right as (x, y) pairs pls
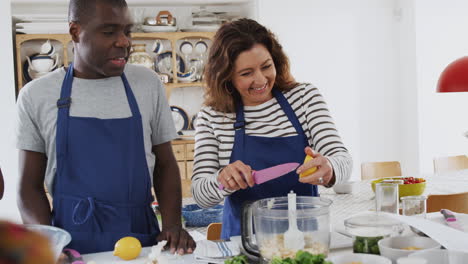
(272, 89), (305, 135)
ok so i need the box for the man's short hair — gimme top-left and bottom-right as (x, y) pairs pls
(68, 0), (128, 23)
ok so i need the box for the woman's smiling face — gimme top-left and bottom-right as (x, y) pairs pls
(231, 43), (276, 106)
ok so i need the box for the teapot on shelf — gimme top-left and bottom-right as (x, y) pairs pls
(128, 43), (154, 70)
(26, 40), (60, 76)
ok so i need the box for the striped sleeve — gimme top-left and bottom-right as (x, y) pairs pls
(299, 83), (353, 184)
(191, 108), (235, 208)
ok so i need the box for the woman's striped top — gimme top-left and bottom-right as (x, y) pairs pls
(191, 83), (352, 208)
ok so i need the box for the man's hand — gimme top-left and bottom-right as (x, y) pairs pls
(157, 225), (196, 255)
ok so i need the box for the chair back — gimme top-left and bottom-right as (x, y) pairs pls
(361, 161), (402, 180)
(433, 155), (468, 173)
(427, 192), (468, 213)
(206, 222), (222, 241)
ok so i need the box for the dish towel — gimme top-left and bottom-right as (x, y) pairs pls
(194, 240), (240, 263)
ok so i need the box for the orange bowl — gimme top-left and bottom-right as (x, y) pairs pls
(371, 177), (426, 198)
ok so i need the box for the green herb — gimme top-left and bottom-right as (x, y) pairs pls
(353, 236), (384, 255)
(224, 255), (248, 264)
(270, 251), (333, 264)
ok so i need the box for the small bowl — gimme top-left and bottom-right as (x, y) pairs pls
(24, 224), (71, 262)
(327, 253), (391, 264)
(333, 181), (356, 194)
(182, 204), (223, 227)
(409, 249), (468, 264)
(371, 177), (426, 198)
(378, 236), (441, 262)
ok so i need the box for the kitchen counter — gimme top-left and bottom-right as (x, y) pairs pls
(83, 247), (193, 264)
(81, 169), (468, 263)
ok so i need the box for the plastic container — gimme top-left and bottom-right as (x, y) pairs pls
(24, 224), (71, 262)
(241, 196), (332, 262)
(344, 212), (404, 255)
(182, 204), (223, 227)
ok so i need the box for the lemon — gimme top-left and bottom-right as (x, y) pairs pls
(113, 236), (142, 260)
(299, 155), (317, 178)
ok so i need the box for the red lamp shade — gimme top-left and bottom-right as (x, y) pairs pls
(437, 56), (468, 92)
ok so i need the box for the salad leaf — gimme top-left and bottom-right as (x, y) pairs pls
(224, 255), (248, 264)
(270, 251), (333, 264)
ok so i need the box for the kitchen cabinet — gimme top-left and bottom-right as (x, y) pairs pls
(172, 140), (195, 198)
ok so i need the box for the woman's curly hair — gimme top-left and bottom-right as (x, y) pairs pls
(204, 18), (297, 113)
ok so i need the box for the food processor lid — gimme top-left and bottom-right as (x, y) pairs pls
(344, 212), (402, 230)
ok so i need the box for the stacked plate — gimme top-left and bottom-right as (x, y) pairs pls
(14, 14), (68, 34)
(181, 7), (222, 32)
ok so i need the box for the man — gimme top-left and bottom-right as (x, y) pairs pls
(16, 0), (195, 254)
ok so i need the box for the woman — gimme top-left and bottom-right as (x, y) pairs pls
(191, 18), (352, 239)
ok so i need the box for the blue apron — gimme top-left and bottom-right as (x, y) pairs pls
(221, 89), (318, 239)
(51, 65), (159, 253)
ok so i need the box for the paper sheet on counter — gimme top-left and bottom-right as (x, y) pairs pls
(385, 213), (468, 252)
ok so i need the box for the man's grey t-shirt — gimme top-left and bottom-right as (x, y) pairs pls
(16, 64), (178, 195)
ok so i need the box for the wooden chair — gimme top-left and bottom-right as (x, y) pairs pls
(360, 161), (402, 180)
(433, 155), (468, 173)
(206, 222), (222, 241)
(427, 192), (468, 213)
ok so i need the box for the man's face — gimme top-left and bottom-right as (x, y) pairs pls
(72, 3), (133, 78)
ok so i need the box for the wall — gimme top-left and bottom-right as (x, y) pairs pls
(412, 0), (468, 173)
(395, 0), (419, 175)
(0, 0), (21, 221)
(257, 0), (402, 179)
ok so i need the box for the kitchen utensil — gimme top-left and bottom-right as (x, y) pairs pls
(218, 162), (300, 190)
(284, 191), (305, 250)
(63, 248), (85, 264)
(441, 209), (464, 231)
(241, 196), (332, 263)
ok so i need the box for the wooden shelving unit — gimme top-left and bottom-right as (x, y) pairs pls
(15, 31), (215, 98)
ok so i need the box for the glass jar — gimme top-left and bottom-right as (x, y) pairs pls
(401, 195), (427, 218)
(375, 182), (400, 214)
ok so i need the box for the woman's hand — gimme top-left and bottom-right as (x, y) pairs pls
(217, 160), (254, 191)
(296, 147), (335, 186)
